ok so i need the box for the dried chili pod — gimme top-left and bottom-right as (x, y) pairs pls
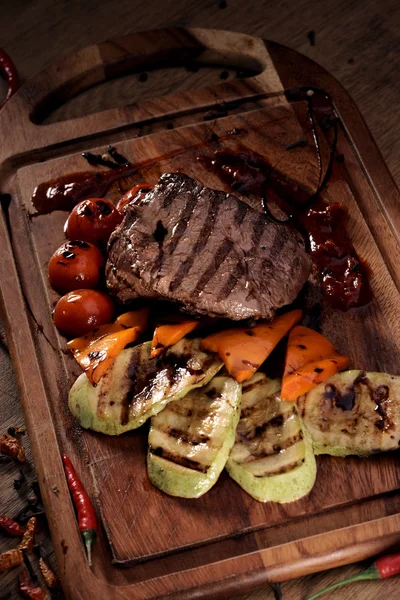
(0, 48), (19, 110)
(18, 517), (37, 552)
(0, 515), (25, 537)
(39, 557), (59, 588)
(0, 434), (25, 462)
(19, 568), (49, 600)
(0, 548), (23, 572)
(8, 425), (25, 436)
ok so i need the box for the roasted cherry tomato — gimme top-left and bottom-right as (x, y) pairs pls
(48, 240), (104, 294)
(65, 198), (122, 246)
(54, 289), (115, 338)
(117, 184), (154, 213)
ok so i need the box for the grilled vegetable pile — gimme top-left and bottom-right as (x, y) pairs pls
(67, 306), (400, 503)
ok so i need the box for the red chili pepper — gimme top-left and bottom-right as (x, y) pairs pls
(0, 48), (19, 109)
(306, 551), (400, 599)
(19, 568), (49, 600)
(0, 515), (25, 537)
(0, 434), (25, 462)
(62, 454), (97, 566)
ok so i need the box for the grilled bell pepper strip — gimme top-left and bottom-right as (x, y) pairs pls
(281, 325), (350, 400)
(62, 454), (98, 566)
(0, 515), (25, 537)
(151, 319), (199, 358)
(68, 308), (149, 384)
(19, 568), (49, 600)
(0, 434), (25, 462)
(68, 308), (149, 352)
(69, 326), (141, 385)
(201, 310), (302, 382)
(0, 48), (19, 109)
(17, 517), (37, 552)
(0, 548), (23, 572)
(306, 552), (400, 599)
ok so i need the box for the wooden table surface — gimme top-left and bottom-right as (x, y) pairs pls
(1, 1), (399, 599)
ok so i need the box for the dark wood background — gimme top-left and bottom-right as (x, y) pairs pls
(0, 1), (399, 598)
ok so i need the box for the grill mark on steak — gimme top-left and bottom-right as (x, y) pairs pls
(216, 202), (249, 301)
(169, 194), (221, 293)
(167, 192), (199, 255)
(260, 228), (285, 276)
(234, 201), (249, 226)
(161, 179), (189, 207)
(251, 214), (267, 247)
(217, 261), (244, 302)
(194, 239), (234, 296)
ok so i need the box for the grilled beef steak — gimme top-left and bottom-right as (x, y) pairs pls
(106, 173), (311, 320)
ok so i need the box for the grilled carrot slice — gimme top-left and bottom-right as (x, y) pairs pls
(201, 310), (302, 383)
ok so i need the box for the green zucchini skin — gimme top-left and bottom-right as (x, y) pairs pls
(226, 373), (317, 503)
(296, 370), (400, 456)
(68, 338), (222, 435)
(147, 376), (241, 498)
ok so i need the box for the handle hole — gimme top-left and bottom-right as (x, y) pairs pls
(32, 63), (261, 125)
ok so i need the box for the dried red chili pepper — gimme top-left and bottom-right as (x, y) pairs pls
(8, 425), (26, 436)
(62, 454), (98, 566)
(17, 517), (37, 553)
(0, 48), (19, 110)
(306, 551), (400, 599)
(0, 548), (23, 572)
(19, 568), (49, 600)
(0, 434), (25, 462)
(0, 515), (25, 537)
(39, 557), (59, 588)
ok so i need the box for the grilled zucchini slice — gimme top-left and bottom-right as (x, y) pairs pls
(226, 373), (317, 503)
(68, 338), (222, 435)
(147, 375), (241, 498)
(297, 370), (400, 456)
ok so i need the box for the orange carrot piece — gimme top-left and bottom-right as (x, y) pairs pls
(283, 326), (337, 377)
(201, 310), (302, 383)
(281, 354), (350, 401)
(73, 327), (141, 385)
(150, 320), (199, 358)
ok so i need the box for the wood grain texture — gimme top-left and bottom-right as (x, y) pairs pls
(0, 3), (399, 599)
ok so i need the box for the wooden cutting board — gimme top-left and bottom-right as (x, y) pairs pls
(1, 27), (400, 599)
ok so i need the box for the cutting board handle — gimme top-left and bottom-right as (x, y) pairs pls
(0, 28), (285, 159)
